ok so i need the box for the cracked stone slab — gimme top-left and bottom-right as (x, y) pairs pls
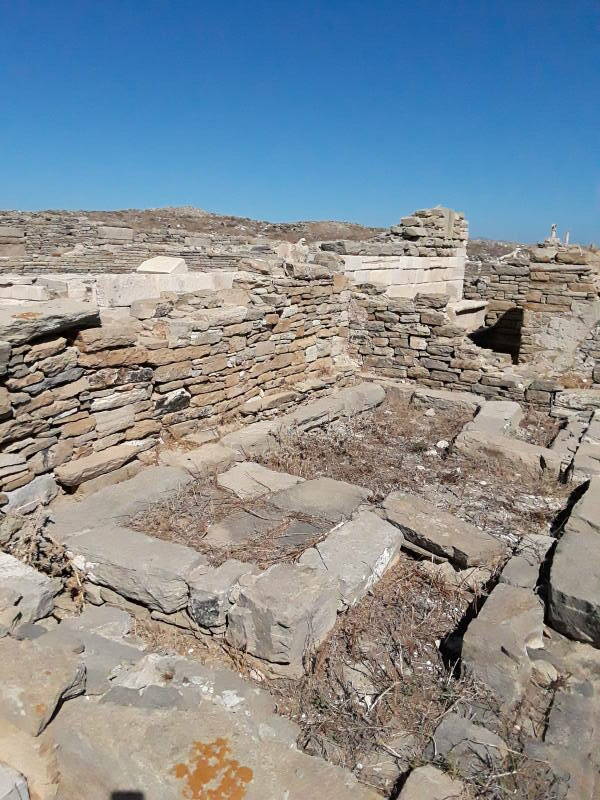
(465, 399), (523, 436)
(50, 465), (192, 541)
(453, 429), (562, 477)
(462, 583), (544, 711)
(299, 510), (404, 607)
(217, 461), (303, 500)
(0, 637), (85, 735)
(383, 491), (506, 568)
(0, 301), (99, 345)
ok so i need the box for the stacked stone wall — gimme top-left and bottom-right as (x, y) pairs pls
(0, 269), (351, 510)
(0, 213), (267, 274)
(349, 285), (561, 406)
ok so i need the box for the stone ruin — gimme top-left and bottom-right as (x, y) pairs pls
(0, 207), (600, 799)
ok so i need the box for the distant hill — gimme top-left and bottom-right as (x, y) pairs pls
(78, 206), (384, 243)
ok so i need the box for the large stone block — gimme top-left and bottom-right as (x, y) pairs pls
(226, 564), (338, 676)
(299, 510), (403, 607)
(269, 477), (370, 523)
(97, 225), (134, 241)
(67, 525), (205, 613)
(217, 461), (303, 501)
(137, 256), (188, 274)
(453, 429), (562, 477)
(0, 301), (99, 345)
(462, 583), (544, 710)
(54, 440), (151, 486)
(45, 693), (380, 800)
(0, 637), (85, 735)
(0, 554), (55, 636)
(548, 477), (600, 644)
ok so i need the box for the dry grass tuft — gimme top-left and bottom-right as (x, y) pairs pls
(128, 481), (330, 569)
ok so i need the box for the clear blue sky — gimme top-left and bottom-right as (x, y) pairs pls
(1, 0), (599, 242)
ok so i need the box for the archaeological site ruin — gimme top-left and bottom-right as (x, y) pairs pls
(1, 205), (600, 799)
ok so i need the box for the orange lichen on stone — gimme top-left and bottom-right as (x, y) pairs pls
(172, 738), (253, 800)
(35, 703), (47, 716)
(14, 312), (41, 318)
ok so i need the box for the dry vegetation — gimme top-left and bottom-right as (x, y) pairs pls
(128, 483), (331, 569)
(260, 398), (569, 544)
(129, 398), (571, 798)
(516, 407), (562, 448)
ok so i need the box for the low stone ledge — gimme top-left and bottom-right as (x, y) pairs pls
(383, 491), (506, 568)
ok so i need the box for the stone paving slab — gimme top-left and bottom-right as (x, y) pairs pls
(45, 694), (380, 800)
(453, 428), (562, 477)
(217, 461), (303, 500)
(462, 583), (544, 711)
(65, 524), (206, 614)
(0, 637), (85, 735)
(50, 465), (192, 540)
(383, 490), (506, 568)
(269, 477), (371, 523)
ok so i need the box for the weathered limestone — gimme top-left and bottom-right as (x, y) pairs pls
(54, 440), (152, 486)
(383, 491), (506, 568)
(65, 525), (206, 614)
(4, 475), (58, 514)
(226, 564), (339, 676)
(299, 510), (404, 607)
(425, 713), (507, 778)
(0, 637), (85, 735)
(0, 764), (29, 800)
(0, 300), (99, 345)
(217, 461), (303, 500)
(0, 554), (55, 636)
(50, 466), (192, 537)
(548, 478), (600, 644)
(188, 560), (259, 629)
(269, 477), (371, 523)
(410, 386), (483, 414)
(453, 428), (562, 477)
(466, 399), (523, 435)
(45, 693), (379, 800)
(398, 765), (464, 799)
(136, 255), (187, 274)
(499, 533), (554, 590)
(462, 583), (544, 710)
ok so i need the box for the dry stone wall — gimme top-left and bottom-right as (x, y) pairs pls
(348, 285), (556, 405)
(322, 207), (468, 299)
(465, 244), (600, 369)
(0, 213), (275, 274)
(0, 268), (351, 510)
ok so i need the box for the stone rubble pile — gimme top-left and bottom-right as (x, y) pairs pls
(321, 206), (468, 258)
